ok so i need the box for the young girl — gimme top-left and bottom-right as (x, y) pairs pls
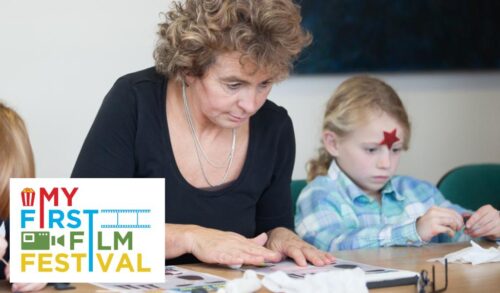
(0, 102), (46, 291)
(295, 76), (500, 251)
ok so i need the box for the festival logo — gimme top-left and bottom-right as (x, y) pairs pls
(10, 179), (165, 283)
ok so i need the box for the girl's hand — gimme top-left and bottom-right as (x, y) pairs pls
(416, 206), (464, 241)
(465, 205), (500, 238)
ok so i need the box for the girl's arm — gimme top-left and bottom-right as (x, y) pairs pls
(295, 189), (424, 251)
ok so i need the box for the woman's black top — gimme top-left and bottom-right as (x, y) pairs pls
(72, 68), (295, 264)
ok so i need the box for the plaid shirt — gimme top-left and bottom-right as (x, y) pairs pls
(295, 161), (471, 251)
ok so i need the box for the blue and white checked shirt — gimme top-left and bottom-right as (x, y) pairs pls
(295, 161), (471, 251)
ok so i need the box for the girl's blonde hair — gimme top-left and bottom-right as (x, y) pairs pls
(0, 102), (35, 219)
(307, 76), (411, 182)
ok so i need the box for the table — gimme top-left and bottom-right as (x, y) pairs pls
(183, 241), (500, 293)
(3, 241), (498, 292)
(332, 241), (499, 293)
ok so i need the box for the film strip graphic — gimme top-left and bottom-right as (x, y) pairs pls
(100, 209), (151, 229)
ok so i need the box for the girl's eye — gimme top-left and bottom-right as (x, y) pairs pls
(392, 148), (402, 153)
(365, 147), (378, 153)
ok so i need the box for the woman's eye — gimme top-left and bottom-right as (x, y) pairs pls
(259, 81), (271, 89)
(365, 147), (377, 153)
(227, 83), (241, 90)
(392, 148), (402, 153)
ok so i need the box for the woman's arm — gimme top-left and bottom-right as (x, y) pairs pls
(252, 113), (333, 266)
(166, 224), (281, 265)
(72, 77), (137, 178)
(266, 227), (334, 267)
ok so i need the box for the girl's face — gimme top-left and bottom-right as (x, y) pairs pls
(185, 51), (274, 129)
(325, 110), (406, 198)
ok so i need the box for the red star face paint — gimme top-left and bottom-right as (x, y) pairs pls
(379, 128), (400, 149)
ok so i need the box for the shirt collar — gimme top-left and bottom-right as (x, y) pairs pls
(381, 179), (405, 201)
(327, 161), (405, 203)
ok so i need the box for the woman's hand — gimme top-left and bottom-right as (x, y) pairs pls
(416, 206), (464, 242)
(182, 225), (282, 266)
(265, 227), (335, 267)
(465, 204), (500, 238)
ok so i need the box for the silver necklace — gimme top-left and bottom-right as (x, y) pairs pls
(182, 80), (236, 187)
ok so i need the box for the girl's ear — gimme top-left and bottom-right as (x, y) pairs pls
(323, 130), (340, 157)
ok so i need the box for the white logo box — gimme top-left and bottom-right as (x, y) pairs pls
(10, 178), (165, 283)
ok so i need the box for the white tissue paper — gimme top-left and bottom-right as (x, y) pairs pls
(217, 270), (261, 293)
(427, 240), (500, 265)
(262, 267), (368, 293)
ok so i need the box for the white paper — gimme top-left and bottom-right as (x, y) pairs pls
(427, 240), (500, 265)
(262, 268), (368, 293)
(217, 270), (261, 293)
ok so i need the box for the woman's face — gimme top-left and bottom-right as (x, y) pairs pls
(185, 51), (275, 129)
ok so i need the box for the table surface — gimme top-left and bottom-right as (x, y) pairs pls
(3, 241), (499, 292)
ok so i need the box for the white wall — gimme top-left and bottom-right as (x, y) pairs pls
(1, 1), (499, 184)
(272, 73), (500, 183)
(0, 0), (168, 177)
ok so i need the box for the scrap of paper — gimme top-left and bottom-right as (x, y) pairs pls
(427, 240), (500, 265)
(216, 270), (261, 293)
(262, 268), (368, 293)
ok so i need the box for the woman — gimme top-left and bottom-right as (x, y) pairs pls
(72, 0), (334, 267)
(0, 102), (47, 292)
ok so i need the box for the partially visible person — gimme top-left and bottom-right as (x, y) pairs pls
(0, 102), (47, 292)
(72, 0), (334, 267)
(0, 237), (6, 263)
(295, 76), (500, 251)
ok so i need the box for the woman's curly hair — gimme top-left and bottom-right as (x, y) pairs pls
(307, 76), (411, 182)
(154, 0), (311, 80)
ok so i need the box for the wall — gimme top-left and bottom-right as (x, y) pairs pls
(272, 73), (500, 183)
(1, 1), (499, 184)
(0, 0), (167, 178)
